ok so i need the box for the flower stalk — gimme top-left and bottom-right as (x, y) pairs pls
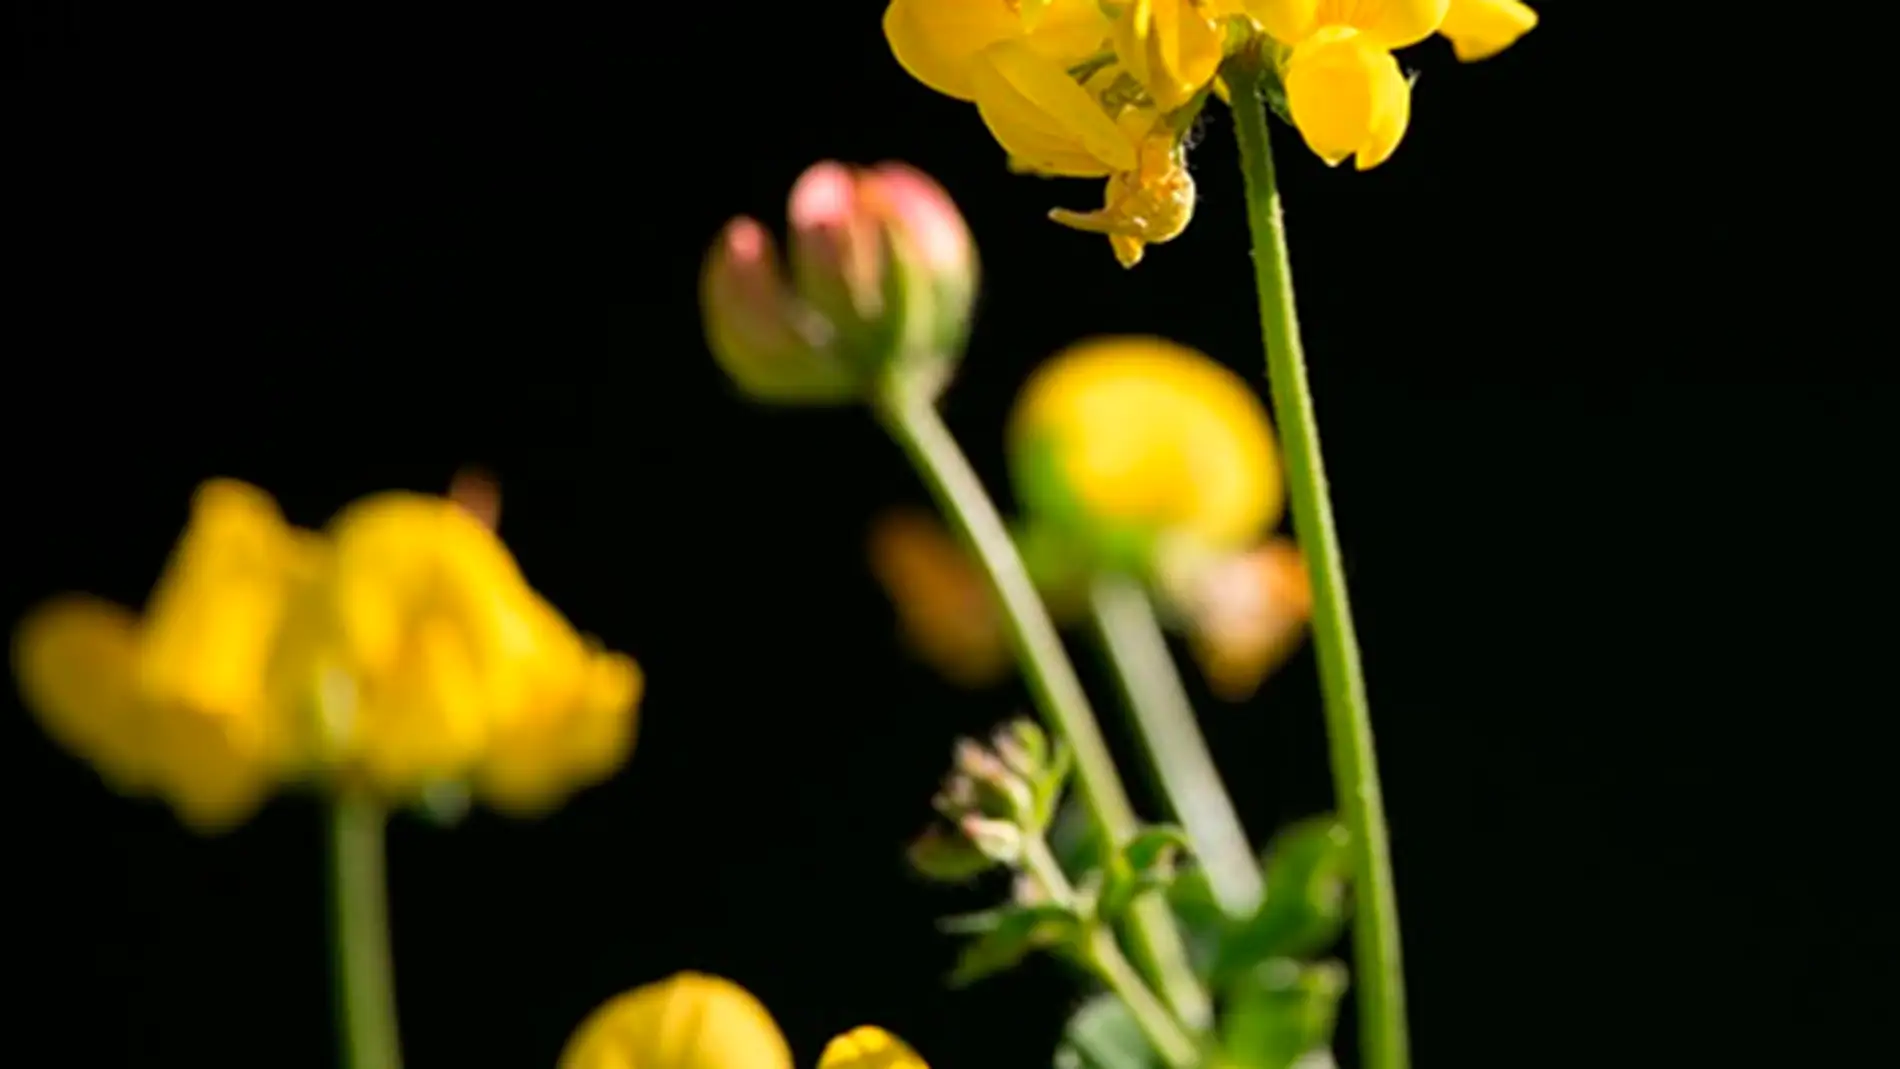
(329, 794), (403, 1069)
(1088, 574), (1262, 919)
(1226, 55), (1409, 1069)
(874, 376), (1212, 1033)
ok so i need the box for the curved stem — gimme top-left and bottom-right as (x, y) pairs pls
(1089, 575), (1262, 918)
(1023, 839), (1200, 1068)
(1226, 59), (1409, 1069)
(875, 383), (1211, 1032)
(329, 794), (403, 1069)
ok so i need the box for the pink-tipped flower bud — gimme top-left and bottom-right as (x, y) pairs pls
(700, 160), (978, 406)
(700, 216), (857, 404)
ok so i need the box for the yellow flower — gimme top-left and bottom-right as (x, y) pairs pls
(1437, 0), (1536, 61)
(1111, 0), (1229, 112)
(884, 0), (1110, 102)
(11, 479), (318, 830)
(1010, 336), (1283, 564)
(1046, 131), (1195, 268)
(1252, 0), (1449, 169)
(819, 1028), (931, 1069)
(560, 973), (927, 1069)
(281, 491), (642, 810)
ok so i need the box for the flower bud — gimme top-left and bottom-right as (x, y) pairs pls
(701, 217), (859, 404)
(701, 161), (977, 406)
(1160, 537), (1314, 699)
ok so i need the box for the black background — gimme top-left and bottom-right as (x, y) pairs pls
(5, 2), (1891, 1066)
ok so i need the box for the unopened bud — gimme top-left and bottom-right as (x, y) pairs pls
(701, 160), (977, 407)
(908, 823), (998, 883)
(1164, 538), (1314, 700)
(951, 736), (1034, 821)
(701, 216), (857, 404)
(959, 815), (1024, 864)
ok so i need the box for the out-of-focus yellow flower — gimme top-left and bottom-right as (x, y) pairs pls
(280, 491), (642, 812)
(1009, 337), (1283, 569)
(560, 973), (929, 1069)
(818, 1028), (930, 1069)
(12, 479), (318, 831)
(1160, 537), (1313, 699)
(12, 476), (642, 829)
(869, 509), (1010, 688)
(1251, 0), (1448, 169)
(1437, 0), (1536, 61)
(884, 0), (1110, 102)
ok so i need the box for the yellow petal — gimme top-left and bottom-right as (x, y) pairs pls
(819, 1027), (930, 1069)
(1244, 0), (1321, 43)
(1113, 0), (1226, 112)
(884, 0), (1107, 102)
(883, 0), (1022, 101)
(1283, 27), (1412, 169)
(12, 594), (160, 789)
(1319, 0), (1449, 48)
(971, 40), (1137, 177)
(559, 973), (793, 1069)
(1438, 0), (1536, 61)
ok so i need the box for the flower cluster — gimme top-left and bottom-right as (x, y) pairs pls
(12, 476), (641, 830)
(884, 0), (1537, 263)
(561, 973), (928, 1069)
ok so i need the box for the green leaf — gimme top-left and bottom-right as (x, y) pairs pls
(1166, 866), (1226, 981)
(1049, 797), (1109, 881)
(907, 824), (998, 884)
(947, 903), (1081, 987)
(1053, 994), (1161, 1069)
(1215, 818), (1352, 980)
(1098, 825), (1194, 922)
(1220, 959), (1348, 1069)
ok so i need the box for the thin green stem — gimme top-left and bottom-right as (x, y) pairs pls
(329, 794), (403, 1069)
(875, 382), (1211, 1032)
(1226, 58), (1408, 1069)
(1088, 574), (1262, 918)
(1023, 839), (1200, 1069)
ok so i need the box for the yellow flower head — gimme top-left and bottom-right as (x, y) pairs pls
(1249, 0), (1447, 169)
(12, 479), (318, 830)
(819, 1028), (930, 1069)
(1009, 337), (1283, 571)
(884, 0), (1110, 102)
(560, 973), (794, 1069)
(1047, 131), (1195, 268)
(1438, 0), (1536, 62)
(560, 973), (928, 1069)
(283, 491), (642, 810)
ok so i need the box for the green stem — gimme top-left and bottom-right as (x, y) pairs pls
(1088, 574), (1262, 918)
(1023, 838), (1201, 1069)
(329, 795), (403, 1069)
(875, 382), (1211, 1032)
(1226, 58), (1408, 1069)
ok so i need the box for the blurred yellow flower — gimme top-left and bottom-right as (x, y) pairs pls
(1111, 0), (1229, 112)
(279, 490), (642, 812)
(12, 476), (641, 829)
(819, 1027), (930, 1069)
(1252, 0), (1448, 168)
(1010, 336), (1283, 567)
(1438, 0), (1536, 62)
(560, 973), (927, 1069)
(12, 479), (318, 830)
